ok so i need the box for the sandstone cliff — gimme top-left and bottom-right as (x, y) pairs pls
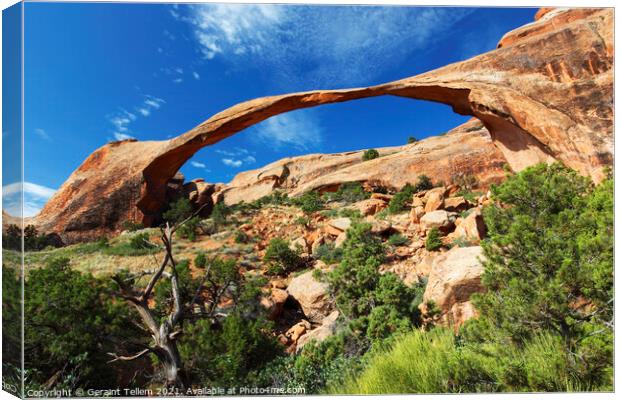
(217, 119), (507, 205)
(33, 8), (613, 242)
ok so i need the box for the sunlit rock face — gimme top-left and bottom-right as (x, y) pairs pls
(35, 8), (613, 242)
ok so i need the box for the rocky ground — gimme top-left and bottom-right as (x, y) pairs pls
(10, 181), (492, 355)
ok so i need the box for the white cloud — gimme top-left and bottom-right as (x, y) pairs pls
(3, 182), (57, 217)
(144, 96), (165, 109)
(254, 110), (322, 150)
(107, 95), (165, 140)
(34, 128), (51, 141)
(215, 147), (250, 157)
(193, 71), (200, 80)
(243, 155), (256, 164)
(191, 161), (206, 168)
(173, 78), (183, 83)
(222, 158), (243, 168)
(176, 5), (473, 86)
(113, 132), (135, 141)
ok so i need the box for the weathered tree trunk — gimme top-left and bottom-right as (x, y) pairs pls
(110, 221), (206, 391)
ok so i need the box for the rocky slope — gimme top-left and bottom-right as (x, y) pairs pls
(218, 119), (507, 205)
(32, 8), (613, 242)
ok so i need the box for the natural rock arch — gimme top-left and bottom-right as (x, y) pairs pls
(34, 8), (613, 242)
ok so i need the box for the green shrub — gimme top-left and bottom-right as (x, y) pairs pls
(387, 233), (409, 246)
(194, 252), (207, 269)
(326, 223), (424, 338)
(314, 243), (343, 265)
(234, 230), (250, 243)
(414, 174), (433, 192)
(121, 220), (144, 232)
(2, 224), (61, 251)
(362, 149), (380, 161)
(104, 233), (158, 256)
(178, 216), (200, 241)
(295, 191), (324, 214)
(251, 190), (291, 208)
(387, 175), (433, 214)
(407, 136), (417, 144)
(178, 259), (281, 387)
(129, 232), (154, 249)
(163, 198), (193, 224)
(340, 328), (456, 394)
(263, 238), (304, 275)
(455, 190), (482, 203)
(387, 183), (415, 214)
(463, 163), (612, 389)
(425, 228), (442, 251)
(450, 235), (474, 248)
(325, 182), (370, 203)
(294, 216), (311, 227)
(24, 258), (142, 390)
(341, 328), (608, 394)
(339, 208), (362, 219)
(211, 202), (231, 228)
(320, 209), (339, 218)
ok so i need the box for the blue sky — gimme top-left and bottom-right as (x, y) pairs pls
(6, 3), (537, 216)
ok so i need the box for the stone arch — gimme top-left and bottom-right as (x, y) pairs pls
(35, 8), (613, 242)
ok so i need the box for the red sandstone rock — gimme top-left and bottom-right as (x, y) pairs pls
(422, 246), (486, 327)
(33, 9), (614, 242)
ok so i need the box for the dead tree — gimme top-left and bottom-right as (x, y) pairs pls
(109, 212), (211, 390)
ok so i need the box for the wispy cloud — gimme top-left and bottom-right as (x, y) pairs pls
(34, 128), (51, 141)
(107, 95), (165, 141)
(190, 160), (211, 172)
(159, 67), (185, 84)
(192, 71), (200, 80)
(3, 182), (57, 217)
(222, 158), (243, 168)
(174, 5), (473, 87)
(113, 132), (135, 141)
(253, 110), (323, 150)
(191, 161), (206, 168)
(215, 148), (258, 168)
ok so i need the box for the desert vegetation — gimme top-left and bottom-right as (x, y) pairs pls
(2, 162), (613, 394)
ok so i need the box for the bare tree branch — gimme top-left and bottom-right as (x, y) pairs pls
(107, 348), (151, 363)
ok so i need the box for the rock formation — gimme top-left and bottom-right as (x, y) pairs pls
(33, 8), (613, 242)
(421, 246), (486, 327)
(218, 120), (507, 205)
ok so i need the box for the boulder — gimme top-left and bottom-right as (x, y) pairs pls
(290, 236), (309, 253)
(266, 289), (289, 320)
(422, 246), (485, 327)
(334, 232), (347, 248)
(328, 217), (352, 232)
(443, 197), (471, 212)
(287, 271), (331, 323)
(286, 320), (312, 343)
(448, 208), (486, 243)
(371, 193), (393, 202)
(296, 311), (340, 351)
(420, 210), (457, 232)
(311, 234), (327, 255)
(355, 198), (388, 216)
(410, 205), (425, 224)
(424, 187), (446, 212)
(415, 252), (437, 277)
(412, 196), (425, 208)
(370, 220), (392, 234)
